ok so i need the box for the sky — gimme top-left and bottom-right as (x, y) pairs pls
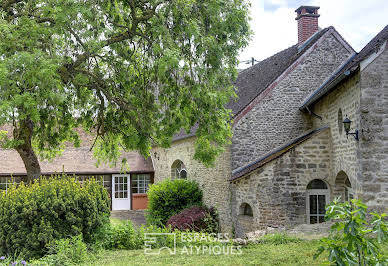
(238, 0), (388, 69)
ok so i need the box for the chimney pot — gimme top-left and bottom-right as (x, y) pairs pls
(295, 6), (320, 46)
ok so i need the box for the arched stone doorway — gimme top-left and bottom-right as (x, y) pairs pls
(306, 179), (330, 224)
(334, 171), (353, 201)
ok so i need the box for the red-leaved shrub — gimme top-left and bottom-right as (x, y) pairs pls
(166, 206), (219, 233)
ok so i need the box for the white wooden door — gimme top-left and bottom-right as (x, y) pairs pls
(112, 174), (131, 210)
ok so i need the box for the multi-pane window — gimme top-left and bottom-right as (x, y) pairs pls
(114, 176), (128, 199)
(306, 179), (329, 224)
(171, 160), (187, 179)
(0, 177), (21, 193)
(132, 174), (151, 194)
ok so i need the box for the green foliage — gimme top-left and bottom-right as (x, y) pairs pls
(0, 0), (251, 174)
(146, 179), (203, 226)
(0, 175), (110, 259)
(255, 233), (302, 245)
(34, 235), (90, 266)
(91, 221), (141, 250)
(314, 198), (388, 265)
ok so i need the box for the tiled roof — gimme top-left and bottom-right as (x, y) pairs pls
(301, 24), (388, 109)
(0, 128), (153, 176)
(230, 126), (329, 181)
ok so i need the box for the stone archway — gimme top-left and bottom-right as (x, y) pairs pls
(334, 171), (353, 201)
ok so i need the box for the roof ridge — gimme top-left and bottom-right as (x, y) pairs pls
(238, 43), (298, 75)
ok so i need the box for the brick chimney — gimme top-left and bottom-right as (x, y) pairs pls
(295, 6), (320, 45)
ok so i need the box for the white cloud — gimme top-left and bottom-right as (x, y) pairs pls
(238, 0), (388, 69)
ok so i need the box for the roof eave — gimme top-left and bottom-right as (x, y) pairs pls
(300, 55), (358, 111)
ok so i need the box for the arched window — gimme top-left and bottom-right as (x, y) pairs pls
(171, 160), (187, 179)
(306, 179), (329, 224)
(239, 203), (253, 217)
(335, 171), (354, 202)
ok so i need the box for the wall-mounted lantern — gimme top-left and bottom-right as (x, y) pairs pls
(343, 116), (359, 141)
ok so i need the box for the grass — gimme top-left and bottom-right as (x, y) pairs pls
(82, 239), (328, 266)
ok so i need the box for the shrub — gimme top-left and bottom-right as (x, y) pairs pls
(146, 179), (203, 226)
(34, 235), (90, 266)
(314, 198), (388, 265)
(166, 206), (219, 233)
(91, 221), (141, 250)
(0, 175), (110, 259)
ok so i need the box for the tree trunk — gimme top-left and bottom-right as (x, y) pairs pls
(14, 119), (41, 182)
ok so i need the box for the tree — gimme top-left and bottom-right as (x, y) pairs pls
(0, 0), (250, 181)
(315, 198), (388, 265)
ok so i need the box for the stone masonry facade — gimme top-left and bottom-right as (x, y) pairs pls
(151, 138), (233, 232)
(231, 129), (332, 237)
(359, 46), (388, 212)
(311, 73), (361, 193)
(232, 29), (354, 171)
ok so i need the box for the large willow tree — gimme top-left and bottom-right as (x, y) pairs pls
(0, 0), (250, 181)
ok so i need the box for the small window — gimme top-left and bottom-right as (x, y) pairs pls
(306, 179), (329, 224)
(171, 160), (187, 179)
(239, 203), (253, 217)
(338, 109), (343, 135)
(132, 174), (151, 194)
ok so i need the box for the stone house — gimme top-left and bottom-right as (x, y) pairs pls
(1, 6), (387, 236)
(152, 6), (388, 235)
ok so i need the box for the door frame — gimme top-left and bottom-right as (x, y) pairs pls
(112, 174), (131, 210)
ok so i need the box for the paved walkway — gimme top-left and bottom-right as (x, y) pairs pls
(110, 210), (146, 227)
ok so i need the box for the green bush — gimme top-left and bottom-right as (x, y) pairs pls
(91, 221), (141, 250)
(34, 235), (90, 266)
(0, 175), (110, 259)
(315, 198), (388, 265)
(146, 179), (203, 226)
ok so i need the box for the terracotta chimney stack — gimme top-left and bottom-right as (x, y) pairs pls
(295, 6), (320, 45)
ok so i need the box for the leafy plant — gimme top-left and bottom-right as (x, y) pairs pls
(146, 179), (203, 226)
(35, 235), (90, 266)
(167, 206), (219, 233)
(0, 175), (110, 259)
(314, 198), (388, 265)
(91, 221), (141, 250)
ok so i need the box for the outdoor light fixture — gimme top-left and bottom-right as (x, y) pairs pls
(343, 116), (359, 141)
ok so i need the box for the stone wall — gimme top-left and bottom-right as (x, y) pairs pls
(151, 138), (233, 232)
(232, 30), (353, 170)
(311, 73), (361, 193)
(358, 45), (388, 213)
(231, 129), (332, 237)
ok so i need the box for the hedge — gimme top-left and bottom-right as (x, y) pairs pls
(0, 175), (110, 259)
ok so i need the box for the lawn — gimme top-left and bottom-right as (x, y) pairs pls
(82, 240), (327, 266)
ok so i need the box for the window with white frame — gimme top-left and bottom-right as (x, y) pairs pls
(171, 160), (187, 179)
(306, 179), (330, 224)
(131, 174), (151, 194)
(0, 177), (20, 193)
